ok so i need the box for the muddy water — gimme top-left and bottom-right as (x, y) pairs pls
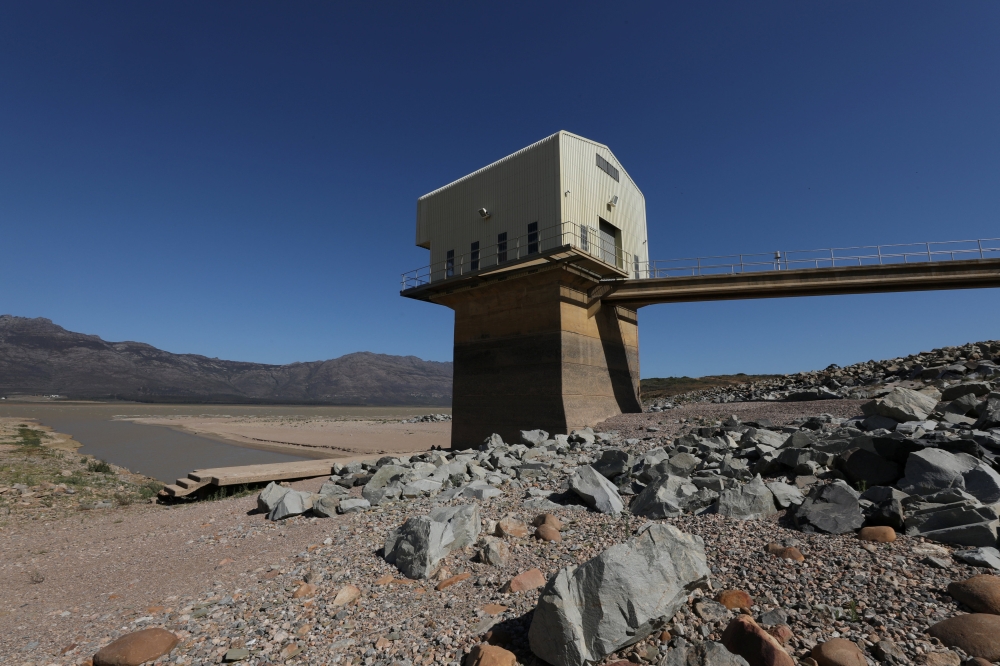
(0, 403), (448, 483)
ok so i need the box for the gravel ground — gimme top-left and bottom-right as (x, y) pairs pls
(0, 399), (982, 666)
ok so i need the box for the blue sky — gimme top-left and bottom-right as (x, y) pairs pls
(1, 2), (998, 378)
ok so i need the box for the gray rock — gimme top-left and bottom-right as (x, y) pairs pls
(462, 481), (502, 500)
(569, 428), (597, 445)
(631, 475), (698, 519)
(477, 536), (510, 567)
(758, 608), (788, 626)
(337, 498), (371, 513)
(871, 387), (938, 422)
(861, 415), (898, 431)
(257, 482), (289, 514)
(975, 394), (1000, 430)
(401, 478), (443, 497)
(593, 449), (634, 479)
(666, 452), (701, 477)
(312, 495), (340, 518)
(383, 503), (481, 579)
(366, 464), (408, 489)
(905, 501), (999, 546)
(942, 382), (992, 401)
(268, 489), (313, 520)
(527, 523), (710, 666)
(569, 465), (625, 515)
(693, 600), (731, 623)
(964, 463), (1000, 504)
(521, 429), (549, 447)
(716, 476), (777, 520)
(954, 547), (1000, 570)
(791, 480), (863, 534)
(319, 482), (349, 497)
(781, 431), (814, 449)
(897, 448), (978, 496)
(766, 481), (804, 508)
(363, 483), (402, 506)
(839, 448), (900, 487)
(662, 641), (750, 666)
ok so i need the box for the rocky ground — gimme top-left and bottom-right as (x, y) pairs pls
(4, 340), (1000, 666)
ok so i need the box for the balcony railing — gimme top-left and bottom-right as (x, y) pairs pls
(401, 222), (632, 290)
(635, 238), (1000, 279)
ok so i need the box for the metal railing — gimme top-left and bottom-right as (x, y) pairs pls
(401, 221), (632, 290)
(636, 238), (1000, 279)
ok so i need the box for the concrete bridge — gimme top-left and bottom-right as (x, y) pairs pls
(402, 238), (1000, 449)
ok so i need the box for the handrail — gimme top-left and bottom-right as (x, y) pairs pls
(634, 238), (1000, 279)
(401, 221), (632, 290)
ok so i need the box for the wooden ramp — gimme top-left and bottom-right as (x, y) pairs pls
(161, 459), (337, 499)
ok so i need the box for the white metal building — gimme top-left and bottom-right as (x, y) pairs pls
(408, 131), (648, 287)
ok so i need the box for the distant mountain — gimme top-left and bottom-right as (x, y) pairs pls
(0, 315), (452, 405)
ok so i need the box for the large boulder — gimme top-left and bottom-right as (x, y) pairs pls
(521, 429), (550, 447)
(720, 615), (795, 666)
(592, 449), (634, 480)
(868, 387), (938, 422)
(528, 524), (710, 666)
(975, 394), (1000, 430)
(839, 448), (900, 487)
(257, 482), (289, 514)
(897, 448), (978, 496)
(766, 481), (804, 508)
(269, 489), (313, 520)
(716, 476), (777, 521)
(383, 503), (481, 579)
(927, 614), (1000, 661)
(948, 575), (1000, 615)
(790, 481), (863, 534)
(631, 474), (699, 519)
(569, 465), (624, 515)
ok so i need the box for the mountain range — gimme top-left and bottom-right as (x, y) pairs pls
(0, 315), (452, 405)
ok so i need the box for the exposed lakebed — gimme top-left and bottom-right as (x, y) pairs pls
(0, 403), (448, 482)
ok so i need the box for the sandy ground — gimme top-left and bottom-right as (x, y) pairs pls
(122, 416), (452, 460)
(0, 417), (83, 452)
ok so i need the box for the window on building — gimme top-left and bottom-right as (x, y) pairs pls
(471, 241), (480, 271)
(580, 225), (590, 252)
(634, 256), (640, 279)
(446, 249), (455, 277)
(497, 232), (507, 263)
(527, 222), (538, 254)
(596, 154), (620, 181)
(598, 218), (618, 266)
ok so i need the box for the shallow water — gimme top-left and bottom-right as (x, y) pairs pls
(0, 403), (449, 482)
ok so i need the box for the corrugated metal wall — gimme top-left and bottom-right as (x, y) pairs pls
(416, 133), (562, 277)
(415, 131), (648, 279)
(558, 132), (648, 271)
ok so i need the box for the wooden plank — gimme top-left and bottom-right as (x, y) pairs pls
(187, 459), (337, 487)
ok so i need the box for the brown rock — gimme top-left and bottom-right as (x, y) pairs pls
(659, 630), (672, 642)
(436, 572), (471, 591)
(969, 658), (993, 666)
(502, 568), (546, 593)
(291, 583), (316, 599)
(535, 524), (562, 542)
(858, 526), (896, 543)
(375, 574), (394, 585)
(465, 643), (517, 666)
(93, 628), (180, 666)
(332, 584), (361, 606)
(721, 615), (795, 666)
(921, 652), (961, 666)
(775, 547), (805, 562)
(532, 513), (563, 531)
(768, 624), (793, 646)
(375, 636), (391, 650)
(949, 576), (1000, 615)
(482, 604), (508, 616)
(717, 589), (753, 610)
(927, 614), (1000, 661)
(495, 517), (529, 538)
(811, 638), (867, 666)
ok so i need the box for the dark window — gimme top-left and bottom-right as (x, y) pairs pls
(497, 232), (507, 263)
(527, 222), (538, 254)
(471, 241), (480, 271)
(446, 249), (454, 277)
(634, 256), (640, 279)
(580, 225), (589, 252)
(596, 154), (620, 182)
(598, 218), (618, 265)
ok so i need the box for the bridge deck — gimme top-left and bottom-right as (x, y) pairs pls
(599, 257), (1000, 307)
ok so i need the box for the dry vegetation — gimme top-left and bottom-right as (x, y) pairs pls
(640, 374), (780, 403)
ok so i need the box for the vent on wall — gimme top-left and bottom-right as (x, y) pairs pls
(596, 154), (620, 182)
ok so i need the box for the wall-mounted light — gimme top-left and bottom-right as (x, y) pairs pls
(478, 208), (491, 219)
(608, 195), (619, 207)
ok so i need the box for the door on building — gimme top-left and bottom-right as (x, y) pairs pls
(598, 219), (619, 267)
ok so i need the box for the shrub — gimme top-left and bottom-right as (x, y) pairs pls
(87, 460), (113, 474)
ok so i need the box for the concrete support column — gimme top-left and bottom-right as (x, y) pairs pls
(432, 265), (641, 449)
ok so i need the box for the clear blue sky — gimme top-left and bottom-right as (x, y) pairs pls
(2, 2), (998, 379)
